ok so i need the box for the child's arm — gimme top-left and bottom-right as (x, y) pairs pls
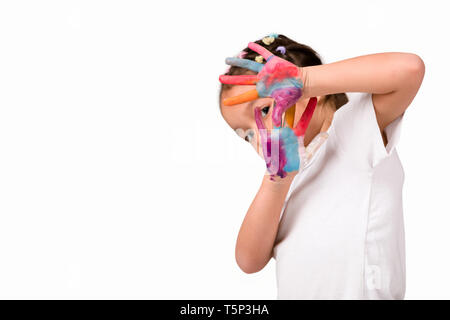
(235, 173), (295, 273)
(302, 52), (425, 131)
(233, 52), (425, 274)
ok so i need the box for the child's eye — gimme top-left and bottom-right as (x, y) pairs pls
(261, 105), (270, 117)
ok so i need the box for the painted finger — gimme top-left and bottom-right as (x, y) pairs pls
(225, 57), (263, 73)
(222, 89), (259, 106)
(248, 42), (274, 60)
(219, 74), (258, 85)
(271, 88), (303, 127)
(254, 107), (270, 163)
(293, 97), (318, 137)
(284, 105), (296, 129)
(254, 107), (267, 131)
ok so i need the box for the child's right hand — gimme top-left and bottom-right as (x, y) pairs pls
(254, 97), (328, 180)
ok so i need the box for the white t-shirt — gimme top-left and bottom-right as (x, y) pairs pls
(273, 92), (405, 299)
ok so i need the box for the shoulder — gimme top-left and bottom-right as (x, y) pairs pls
(330, 92), (403, 168)
(334, 92), (373, 123)
(331, 92), (376, 144)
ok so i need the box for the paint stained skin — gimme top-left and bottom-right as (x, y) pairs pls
(268, 85), (302, 126)
(219, 42), (303, 127)
(225, 57), (263, 73)
(255, 107), (300, 179)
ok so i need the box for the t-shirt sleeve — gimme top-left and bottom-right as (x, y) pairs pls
(331, 92), (403, 168)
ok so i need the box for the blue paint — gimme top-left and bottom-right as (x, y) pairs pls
(225, 57), (263, 73)
(278, 126), (300, 172)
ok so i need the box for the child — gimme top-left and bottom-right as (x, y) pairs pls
(218, 34), (424, 299)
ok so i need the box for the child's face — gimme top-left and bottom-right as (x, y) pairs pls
(220, 84), (274, 155)
(220, 84), (314, 156)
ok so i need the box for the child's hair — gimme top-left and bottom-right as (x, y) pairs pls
(219, 34), (348, 110)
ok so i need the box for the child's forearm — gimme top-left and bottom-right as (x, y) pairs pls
(235, 173), (295, 274)
(302, 52), (421, 97)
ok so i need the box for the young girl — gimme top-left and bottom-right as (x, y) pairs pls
(218, 34), (424, 299)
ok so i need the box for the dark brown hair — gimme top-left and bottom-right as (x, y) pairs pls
(219, 34), (348, 110)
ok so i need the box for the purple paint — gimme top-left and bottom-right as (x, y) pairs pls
(255, 107), (289, 179)
(270, 87), (303, 127)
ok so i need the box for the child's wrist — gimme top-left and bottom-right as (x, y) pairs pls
(299, 66), (312, 98)
(262, 171), (297, 191)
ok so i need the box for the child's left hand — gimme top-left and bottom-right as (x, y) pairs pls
(219, 42), (305, 127)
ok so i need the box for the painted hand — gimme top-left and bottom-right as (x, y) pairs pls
(219, 42), (304, 127)
(254, 97), (328, 179)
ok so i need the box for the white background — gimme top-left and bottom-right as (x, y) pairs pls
(0, 0), (448, 299)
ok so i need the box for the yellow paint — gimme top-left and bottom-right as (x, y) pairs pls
(285, 105), (296, 128)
